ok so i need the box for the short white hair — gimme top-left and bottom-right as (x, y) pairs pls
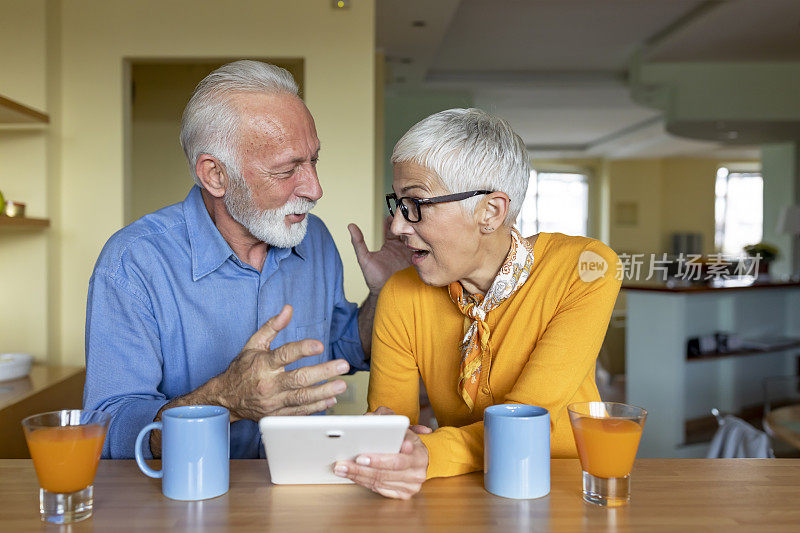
(391, 108), (530, 225)
(180, 60), (299, 186)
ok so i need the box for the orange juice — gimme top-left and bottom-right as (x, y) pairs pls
(25, 425), (106, 493)
(570, 417), (643, 479)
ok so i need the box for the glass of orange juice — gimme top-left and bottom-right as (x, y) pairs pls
(21, 409), (111, 523)
(567, 402), (646, 507)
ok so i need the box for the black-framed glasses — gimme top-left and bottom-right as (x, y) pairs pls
(385, 190), (494, 223)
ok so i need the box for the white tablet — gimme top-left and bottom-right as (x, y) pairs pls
(259, 415), (410, 485)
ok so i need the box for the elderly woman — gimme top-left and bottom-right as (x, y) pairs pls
(333, 109), (620, 499)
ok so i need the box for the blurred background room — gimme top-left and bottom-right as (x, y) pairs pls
(1, 0), (799, 459)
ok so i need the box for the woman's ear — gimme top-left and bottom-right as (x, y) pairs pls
(478, 192), (510, 233)
(195, 155), (229, 198)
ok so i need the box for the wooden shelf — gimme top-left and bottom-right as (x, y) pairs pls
(0, 95), (49, 125)
(0, 216), (50, 228)
(687, 339), (800, 361)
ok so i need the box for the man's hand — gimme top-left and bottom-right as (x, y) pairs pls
(151, 305), (348, 456)
(333, 428), (429, 500)
(348, 216), (411, 296)
(214, 305), (350, 421)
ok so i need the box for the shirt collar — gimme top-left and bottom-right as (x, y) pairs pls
(184, 186), (236, 281)
(292, 233), (308, 261)
(183, 186), (307, 281)
(263, 232), (309, 264)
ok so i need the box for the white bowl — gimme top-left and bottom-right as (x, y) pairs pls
(0, 353), (33, 382)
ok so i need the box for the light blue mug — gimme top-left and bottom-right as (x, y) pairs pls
(484, 404), (550, 499)
(135, 405), (230, 501)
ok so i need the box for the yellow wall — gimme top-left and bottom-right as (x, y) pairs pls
(0, 0), (49, 361)
(45, 0), (65, 367)
(0, 131), (49, 359)
(0, 0), (46, 111)
(607, 158), (759, 255)
(606, 159), (665, 254)
(659, 158), (720, 255)
(374, 52), (386, 241)
(45, 0), (377, 365)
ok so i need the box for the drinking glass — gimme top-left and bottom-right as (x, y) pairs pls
(21, 409), (111, 523)
(567, 402), (646, 507)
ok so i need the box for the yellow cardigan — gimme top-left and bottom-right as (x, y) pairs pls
(367, 232), (621, 479)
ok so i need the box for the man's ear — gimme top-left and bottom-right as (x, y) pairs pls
(477, 192), (510, 234)
(195, 155), (229, 199)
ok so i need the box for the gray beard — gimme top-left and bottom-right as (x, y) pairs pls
(223, 173), (315, 249)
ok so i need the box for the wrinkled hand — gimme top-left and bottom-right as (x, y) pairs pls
(333, 428), (429, 500)
(348, 217), (411, 296)
(214, 305), (350, 421)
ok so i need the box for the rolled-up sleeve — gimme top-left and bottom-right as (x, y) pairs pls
(84, 270), (168, 459)
(331, 300), (367, 372)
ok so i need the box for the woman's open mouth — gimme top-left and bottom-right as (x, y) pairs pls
(407, 246), (430, 265)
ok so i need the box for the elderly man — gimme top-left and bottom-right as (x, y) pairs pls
(84, 60), (408, 459)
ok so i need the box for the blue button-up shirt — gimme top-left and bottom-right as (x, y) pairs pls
(84, 186), (367, 459)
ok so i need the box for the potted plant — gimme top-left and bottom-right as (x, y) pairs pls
(743, 242), (780, 278)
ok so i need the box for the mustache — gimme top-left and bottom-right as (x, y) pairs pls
(270, 198), (317, 216)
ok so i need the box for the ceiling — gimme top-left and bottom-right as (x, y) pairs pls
(377, 0), (800, 159)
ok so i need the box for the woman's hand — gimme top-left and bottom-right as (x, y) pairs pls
(367, 406), (433, 435)
(333, 428), (429, 499)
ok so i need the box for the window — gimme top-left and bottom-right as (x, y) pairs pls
(515, 171), (589, 237)
(714, 167), (763, 256)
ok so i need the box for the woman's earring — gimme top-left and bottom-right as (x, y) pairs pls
(484, 226), (493, 232)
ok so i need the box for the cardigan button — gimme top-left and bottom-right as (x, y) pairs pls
(481, 386), (490, 395)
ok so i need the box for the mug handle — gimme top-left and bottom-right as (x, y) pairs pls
(134, 421), (164, 479)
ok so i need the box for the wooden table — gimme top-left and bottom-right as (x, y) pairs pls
(0, 364), (85, 458)
(2, 459), (799, 531)
(766, 405), (800, 450)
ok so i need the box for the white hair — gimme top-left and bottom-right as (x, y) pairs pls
(391, 108), (530, 225)
(179, 60), (299, 186)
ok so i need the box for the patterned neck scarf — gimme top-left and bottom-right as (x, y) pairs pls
(447, 228), (535, 411)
